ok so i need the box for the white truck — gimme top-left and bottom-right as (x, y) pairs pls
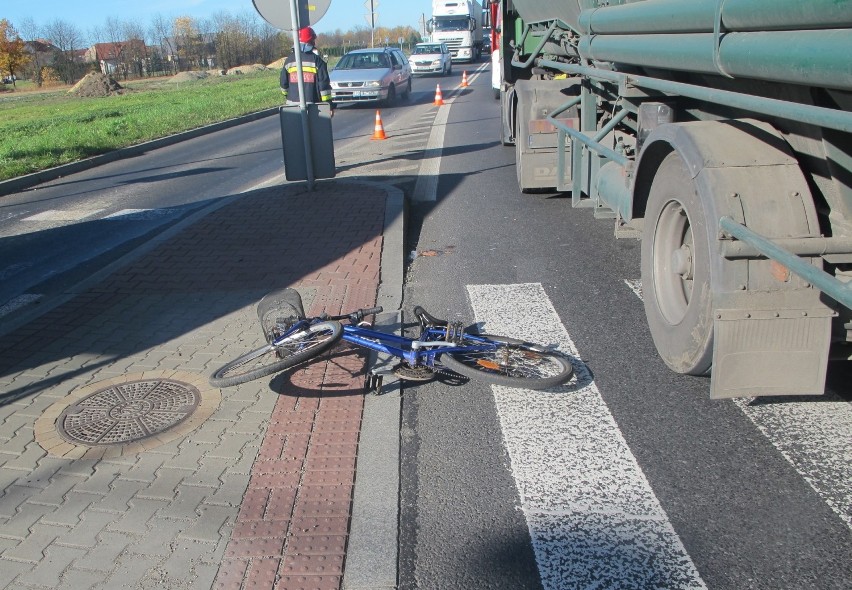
(428, 0), (484, 62)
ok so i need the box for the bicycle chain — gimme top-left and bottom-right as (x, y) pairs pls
(392, 362), (458, 381)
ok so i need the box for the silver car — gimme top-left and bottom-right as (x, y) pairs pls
(330, 48), (412, 105)
(409, 43), (453, 76)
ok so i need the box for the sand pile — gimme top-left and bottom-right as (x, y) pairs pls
(68, 73), (124, 97)
(226, 64), (268, 75)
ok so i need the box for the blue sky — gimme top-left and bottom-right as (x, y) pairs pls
(3, 1), (434, 40)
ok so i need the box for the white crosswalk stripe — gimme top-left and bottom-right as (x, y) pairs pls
(467, 282), (706, 590)
(624, 277), (852, 531)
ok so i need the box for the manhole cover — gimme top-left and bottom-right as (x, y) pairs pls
(56, 378), (200, 445)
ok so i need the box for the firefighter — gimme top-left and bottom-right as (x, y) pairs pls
(280, 27), (335, 116)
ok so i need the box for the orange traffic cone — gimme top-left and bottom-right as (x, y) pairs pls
(434, 84), (444, 106)
(371, 110), (387, 140)
(461, 71), (469, 87)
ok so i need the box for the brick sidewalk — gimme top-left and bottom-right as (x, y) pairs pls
(0, 180), (388, 590)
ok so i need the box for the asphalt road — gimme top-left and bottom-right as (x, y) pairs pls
(399, 65), (852, 589)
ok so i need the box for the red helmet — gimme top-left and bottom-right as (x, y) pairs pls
(299, 27), (316, 43)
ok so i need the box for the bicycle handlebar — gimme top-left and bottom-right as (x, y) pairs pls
(325, 306), (384, 323)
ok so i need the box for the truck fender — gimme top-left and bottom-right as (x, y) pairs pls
(633, 119), (833, 397)
(634, 119), (821, 293)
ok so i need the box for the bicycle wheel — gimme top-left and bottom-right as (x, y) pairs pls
(209, 321), (342, 387)
(442, 334), (573, 390)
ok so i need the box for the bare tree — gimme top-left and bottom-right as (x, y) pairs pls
(149, 13), (176, 75)
(121, 20), (147, 77)
(16, 17), (44, 85)
(44, 18), (85, 84)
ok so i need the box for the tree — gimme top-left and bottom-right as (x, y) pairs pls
(0, 19), (30, 85)
(44, 18), (85, 84)
(149, 13), (177, 75)
(173, 16), (203, 71)
(16, 17), (44, 85)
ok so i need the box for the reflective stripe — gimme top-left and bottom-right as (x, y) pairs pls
(285, 65), (319, 74)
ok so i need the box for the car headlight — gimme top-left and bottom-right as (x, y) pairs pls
(432, 60), (441, 66)
(366, 80), (381, 87)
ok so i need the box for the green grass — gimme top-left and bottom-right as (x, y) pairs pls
(0, 70), (284, 181)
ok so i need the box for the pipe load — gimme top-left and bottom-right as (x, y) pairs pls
(579, 0), (852, 35)
(578, 29), (852, 91)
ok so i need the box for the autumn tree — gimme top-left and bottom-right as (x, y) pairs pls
(0, 19), (30, 85)
(173, 16), (205, 71)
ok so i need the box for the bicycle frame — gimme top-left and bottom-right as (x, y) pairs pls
(272, 318), (499, 368)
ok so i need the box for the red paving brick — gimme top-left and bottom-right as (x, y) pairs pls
(212, 184), (384, 589)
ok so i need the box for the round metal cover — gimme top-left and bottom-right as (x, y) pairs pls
(56, 378), (200, 446)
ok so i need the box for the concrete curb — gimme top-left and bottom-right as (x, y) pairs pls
(0, 107), (279, 197)
(344, 181), (405, 589)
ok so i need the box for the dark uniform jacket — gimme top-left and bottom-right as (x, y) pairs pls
(280, 46), (334, 108)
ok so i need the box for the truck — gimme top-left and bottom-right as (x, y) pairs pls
(428, 0), (485, 62)
(492, 0), (852, 399)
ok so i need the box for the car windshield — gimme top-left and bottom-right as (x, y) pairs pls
(336, 53), (391, 70)
(433, 17), (468, 31)
(414, 46), (441, 55)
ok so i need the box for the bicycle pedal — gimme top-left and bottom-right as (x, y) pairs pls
(364, 373), (384, 394)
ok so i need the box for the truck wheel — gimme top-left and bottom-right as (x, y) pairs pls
(641, 151), (714, 375)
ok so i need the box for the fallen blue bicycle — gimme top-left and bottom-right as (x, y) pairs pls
(209, 288), (573, 390)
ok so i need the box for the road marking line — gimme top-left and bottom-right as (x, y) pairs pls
(733, 394), (852, 529)
(467, 282), (706, 590)
(624, 277), (852, 530)
(412, 105), (449, 202)
(104, 208), (174, 220)
(0, 294), (43, 319)
(412, 60), (493, 202)
(624, 278), (643, 300)
(24, 209), (105, 221)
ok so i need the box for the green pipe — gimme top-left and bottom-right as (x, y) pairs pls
(580, 0), (716, 34)
(578, 30), (852, 90)
(579, 0), (852, 35)
(546, 115), (630, 167)
(594, 108), (630, 142)
(720, 217), (852, 310)
(540, 60), (852, 133)
(723, 0), (852, 31)
(723, 236), (852, 258)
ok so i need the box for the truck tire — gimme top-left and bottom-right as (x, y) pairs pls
(641, 151), (714, 375)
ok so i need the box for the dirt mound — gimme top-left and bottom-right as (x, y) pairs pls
(171, 71), (209, 83)
(68, 73), (124, 97)
(267, 58), (285, 69)
(227, 64), (268, 75)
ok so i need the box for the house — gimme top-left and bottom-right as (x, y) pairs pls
(84, 40), (147, 76)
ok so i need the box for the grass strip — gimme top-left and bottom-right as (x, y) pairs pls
(0, 71), (284, 181)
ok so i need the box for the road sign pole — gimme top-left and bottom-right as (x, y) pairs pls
(289, 0), (315, 189)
